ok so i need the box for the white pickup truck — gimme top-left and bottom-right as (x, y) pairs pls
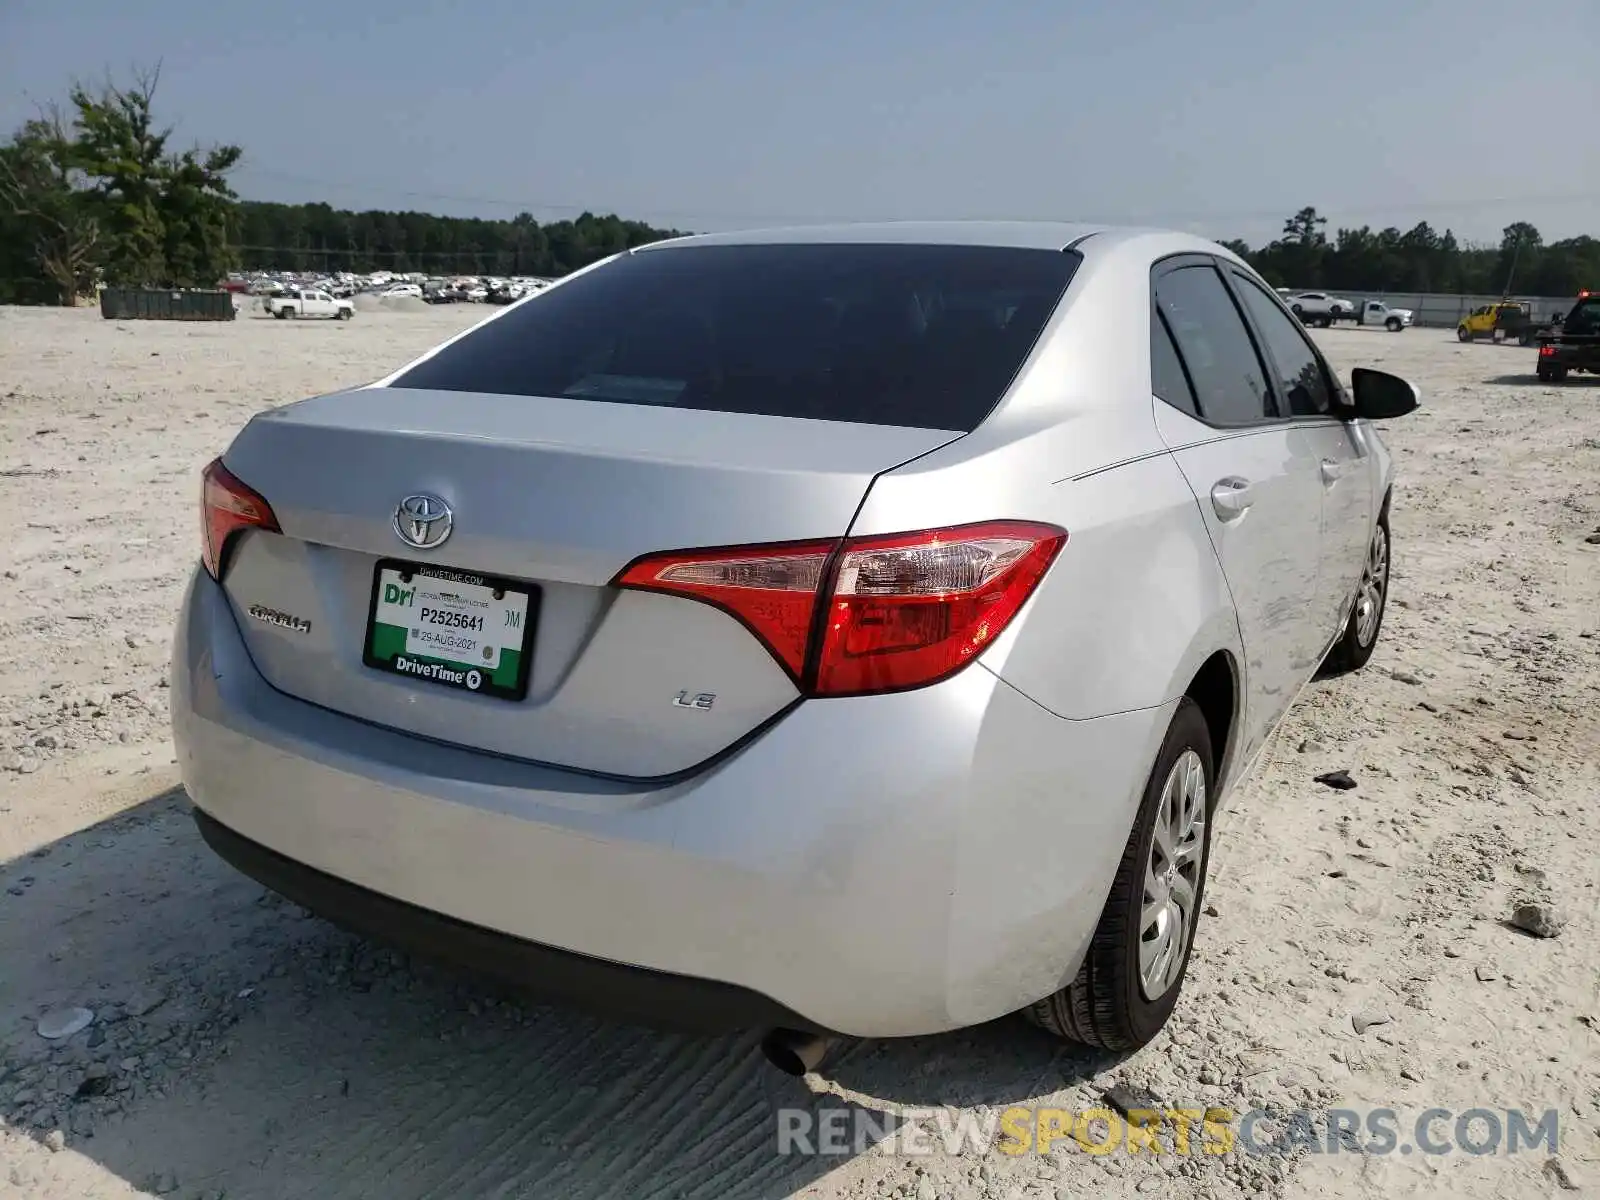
(264, 288), (354, 320)
(1354, 300), (1413, 331)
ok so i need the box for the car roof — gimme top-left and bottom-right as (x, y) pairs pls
(635, 220), (1108, 252)
(633, 221), (1245, 269)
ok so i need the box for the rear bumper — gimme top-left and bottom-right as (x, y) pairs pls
(194, 807), (825, 1033)
(172, 568), (1173, 1037)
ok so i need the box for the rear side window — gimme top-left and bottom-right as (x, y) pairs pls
(1232, 274), (1336, 417)
(1153, 266), (1274, 425)
(1150, 309), (1199, 416)
(390, 243), (1080, 431)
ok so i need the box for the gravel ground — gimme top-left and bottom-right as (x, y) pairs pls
(0, 303), (1596, 1199)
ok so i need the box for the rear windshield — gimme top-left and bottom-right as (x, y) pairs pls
(389, 242), (1079, 430)
(1562, 297), (1600, 335)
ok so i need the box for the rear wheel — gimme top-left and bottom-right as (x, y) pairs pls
(273, 308), (287, 320)
(1024, 698), (1213, 1051)
(1539, 364), (1569, 383)
(1322, 515), (1389, 675)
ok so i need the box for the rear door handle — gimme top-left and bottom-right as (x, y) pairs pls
(1210, 477), (1253, 520)
(1320, 458), (1346, 485)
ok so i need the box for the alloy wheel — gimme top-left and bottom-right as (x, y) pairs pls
(1139, 749), (1206, 1000)
(1354, 524), (1389, 647)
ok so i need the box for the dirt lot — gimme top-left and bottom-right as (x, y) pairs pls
(0, 303), (1596, 1199)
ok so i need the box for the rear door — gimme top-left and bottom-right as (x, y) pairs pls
(1149, 257), (1326, 764)
(1226, 268), (1373, 644)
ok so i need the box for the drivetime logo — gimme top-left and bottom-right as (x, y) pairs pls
(394, 656), (482, 690)
(384, 582), (416, 606)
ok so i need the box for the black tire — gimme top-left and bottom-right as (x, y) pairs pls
(1290, 304), (1304, 320)
(1024, 698), (1214, 1051)
(1456, 326), (1471, 342)
(1386, 317), (1402, 332)
(273, 309), (287, 320)
(1547, 365), (1569, 383)
(1322, 513), (1390, 676)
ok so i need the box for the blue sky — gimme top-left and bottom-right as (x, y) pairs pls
(3, 0), (1596, 246)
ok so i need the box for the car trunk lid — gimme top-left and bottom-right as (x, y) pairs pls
(215, 386), (959, 778)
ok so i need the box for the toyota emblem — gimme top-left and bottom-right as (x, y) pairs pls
(394, 493), (453, 550)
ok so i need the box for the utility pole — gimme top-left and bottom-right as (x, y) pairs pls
(1501, 233), (1522, 300)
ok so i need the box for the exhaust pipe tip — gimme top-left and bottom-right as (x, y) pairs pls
(761, 1028), (831, 1076)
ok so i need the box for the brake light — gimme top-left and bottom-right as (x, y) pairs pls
(201, 458), (280, 579)
(615, 538), (834, 678)
(615, 520), (1066, 696)
(1539, 344), (1557, 357)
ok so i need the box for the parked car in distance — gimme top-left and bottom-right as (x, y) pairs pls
(378, 284), (424, 300)
(1285, 291), (1354, 326)
(1355, 300), (1413, 331)
(173, 224), (1419, 1062)
(263, 289), (354, 320)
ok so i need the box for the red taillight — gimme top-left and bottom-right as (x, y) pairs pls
(201, 458), (280, 579)
(1539, 344), (1557, 357)
(615, 520), (1066, 697)
(814, 523), (1066, 694)
(615, 538), (835, 679)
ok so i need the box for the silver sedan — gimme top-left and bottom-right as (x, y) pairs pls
(172, 222), (1416, 1058)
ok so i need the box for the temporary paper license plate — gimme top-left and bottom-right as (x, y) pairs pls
(362, 560), (538, 701)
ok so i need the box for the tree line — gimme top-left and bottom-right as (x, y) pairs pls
(232, 202), (684, 279)
(3, 71), (1597, 304)
(1226, 207), (1600, 299)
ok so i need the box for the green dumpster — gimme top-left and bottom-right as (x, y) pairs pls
(99, 288), (236, 321)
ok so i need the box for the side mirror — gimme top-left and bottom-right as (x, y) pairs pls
(1349, 367), (1419, 420)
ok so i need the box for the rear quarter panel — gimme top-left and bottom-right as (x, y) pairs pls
(850, 235), (1243, 726)
(979, 452), (1240, 724)
(852, 422), (1240, 724)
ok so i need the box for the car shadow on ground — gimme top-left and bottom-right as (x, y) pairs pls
(0, 793), (1103, 1200)
(1481, 373), (1600, 386)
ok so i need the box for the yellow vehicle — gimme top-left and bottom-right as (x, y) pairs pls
(1456, 301), (1539, 343)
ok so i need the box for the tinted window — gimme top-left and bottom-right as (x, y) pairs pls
(1233, 275), (1335, 416)
(1150, 308), (1198, 416)
(391, 243), (1080, 431)
(1563, 297), (1600, 335)
(1153, 266), (1273, 424)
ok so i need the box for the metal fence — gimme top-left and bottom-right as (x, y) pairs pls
(1290, 290), (1574, 330)
(99, 287), (236, 321)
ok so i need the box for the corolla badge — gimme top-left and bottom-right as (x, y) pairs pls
(394, 493), (453, 550)
(247, 604), (312, 635)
